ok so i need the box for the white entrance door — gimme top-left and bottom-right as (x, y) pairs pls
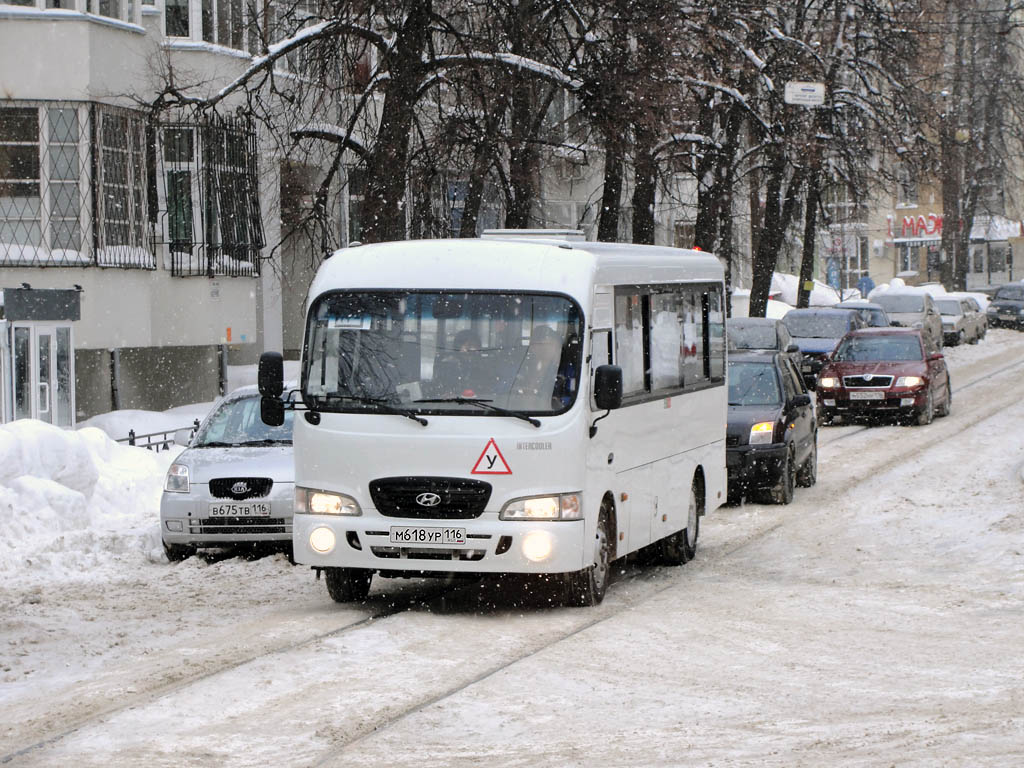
(10, 323), (75, 427)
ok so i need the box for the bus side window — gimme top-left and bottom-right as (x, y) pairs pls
(590, 330), (611, 370)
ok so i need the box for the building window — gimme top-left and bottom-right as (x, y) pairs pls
(165, 0), (190, 36)
(674, 221), (695, 249)
(157, 114), (264, 276)
(0, 101), (151, 269)
(898, 244), (918, 273)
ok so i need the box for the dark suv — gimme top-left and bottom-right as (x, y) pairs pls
(985, 284), (1024, 329)
(726, 350), (818, 505)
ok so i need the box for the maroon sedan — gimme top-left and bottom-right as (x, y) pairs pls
(815, 328), (951, 426)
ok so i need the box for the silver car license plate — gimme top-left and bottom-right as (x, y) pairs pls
(208, 501), (271, 517)
(389, 526), (467, 546)
(849, 391), (884, 400)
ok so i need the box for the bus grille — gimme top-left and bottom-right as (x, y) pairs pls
(369, 477), (491, 519)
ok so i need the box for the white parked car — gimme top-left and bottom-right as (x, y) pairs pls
(160, 385), (296, 561)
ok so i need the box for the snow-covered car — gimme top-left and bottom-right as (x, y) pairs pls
(871, 292), (944, 346)
(934, 296), (985, 345)
(834, 300), (891, 328)
(160, 385), (296, 561)
(726, 316), (803, 368)
(781, 307), (865, 387)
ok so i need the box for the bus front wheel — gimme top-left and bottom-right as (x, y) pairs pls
(564, 507), (613, 607)
(324, 567), (373, 603)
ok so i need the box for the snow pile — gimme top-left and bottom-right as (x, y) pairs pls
(730, 289), (794, 319)
(0, 420), (178, 581)
(869, 277), (946, 299)
(80, 403), (213, 442)
(771, 272), (858, 306)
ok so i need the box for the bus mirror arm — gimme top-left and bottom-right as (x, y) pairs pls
(589, 410), (611, 439)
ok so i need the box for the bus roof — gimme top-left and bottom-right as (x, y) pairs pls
(309, 239), (724, 303)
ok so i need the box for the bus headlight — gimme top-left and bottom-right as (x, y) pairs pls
(309, 526), (336, 553)
(522, 531), (553, 562)
(500, 493), (582, 521)
(296, 487), (362, 516)
(164, 463), (190, 493)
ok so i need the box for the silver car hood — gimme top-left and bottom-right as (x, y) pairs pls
(177, 446), (294, 484)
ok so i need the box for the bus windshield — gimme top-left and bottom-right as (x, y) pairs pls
(303, 291), (584, 416)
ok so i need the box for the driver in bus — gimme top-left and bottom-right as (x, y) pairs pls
(509, 325), (564, 410)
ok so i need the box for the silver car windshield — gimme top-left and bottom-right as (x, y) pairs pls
(194, 395), (295, 446)
(934, 299), (962, 316)
(303, 291), (584, 415)
(874, 294), (925, 313)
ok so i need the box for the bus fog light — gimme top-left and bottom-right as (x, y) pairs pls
(309, 526), (336, 554)
(521, 531), (553, 562)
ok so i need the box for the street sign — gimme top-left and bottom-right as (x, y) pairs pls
(784, 81), (826, 106)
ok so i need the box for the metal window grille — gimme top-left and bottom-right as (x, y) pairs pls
(157, 114), (264, 277)
(0, 100), (153, 269)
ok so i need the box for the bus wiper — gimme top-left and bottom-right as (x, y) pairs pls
(324, 394), (428, 426)
(415, 397), (541, 428)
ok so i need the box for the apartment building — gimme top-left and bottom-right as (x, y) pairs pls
(0, 0), (298, 425)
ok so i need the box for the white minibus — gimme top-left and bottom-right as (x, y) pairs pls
(258, 235), (727, 605)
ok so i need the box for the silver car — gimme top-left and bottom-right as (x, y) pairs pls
(871, 292), (944, 347)
(160, 386), (295, 561)
(935, 296), (985, 345)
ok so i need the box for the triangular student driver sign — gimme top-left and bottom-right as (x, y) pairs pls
(471, 438), (512, 475)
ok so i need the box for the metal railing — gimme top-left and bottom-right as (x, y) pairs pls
(116, 419), (201, 452)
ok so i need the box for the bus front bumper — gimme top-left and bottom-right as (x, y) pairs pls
(292, 514), (588, 574)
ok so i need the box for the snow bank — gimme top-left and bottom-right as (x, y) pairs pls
(80, 404), (213, 442)
(0, 420), (177, 582)
(869, 277), (946, 299)
(730, 289), (793, 319)
(771, 272), (858, 306)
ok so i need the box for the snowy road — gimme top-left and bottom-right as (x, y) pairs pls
(3, 333), (1024, 766)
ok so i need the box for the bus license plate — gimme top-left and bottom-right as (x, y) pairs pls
(849, 391), (884, 400)
(209, 502), (271, 517)
(389, 526), (466, 546)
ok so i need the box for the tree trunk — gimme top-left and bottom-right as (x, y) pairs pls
(597, 141), (623, 242)
(631, 124), (657, 244)
(359, 1), (432, 243)
(459, 135), (495, 238)
(796, 178), (821, 308)
(749, 146), (805, 317)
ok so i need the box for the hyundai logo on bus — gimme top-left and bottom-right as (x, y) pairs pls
(415, 492), (442, 507)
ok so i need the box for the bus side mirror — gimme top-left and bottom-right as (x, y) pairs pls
(594, 365), (623, 410)
(261, 396), (285, 427)
(258, 351), (284, 398)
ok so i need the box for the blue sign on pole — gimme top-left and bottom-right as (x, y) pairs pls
(826, 258), (840, 290)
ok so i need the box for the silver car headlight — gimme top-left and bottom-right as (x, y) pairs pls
(500, 493), (582, 521)
(164, 463), (190, 493)
(295, 487), (361, 516)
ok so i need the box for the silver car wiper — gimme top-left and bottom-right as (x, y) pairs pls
(415, 397), (541, 427)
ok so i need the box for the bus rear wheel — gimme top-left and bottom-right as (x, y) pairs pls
(324, 567), (373, 603)
(564, 507), (613, 607)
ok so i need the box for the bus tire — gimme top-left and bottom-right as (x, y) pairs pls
(660, 484), (700, 565)
(564, 507), (613, 607)
(324, 567), (373, 603)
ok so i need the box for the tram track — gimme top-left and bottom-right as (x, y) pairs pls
(5, 337), (1024, 767)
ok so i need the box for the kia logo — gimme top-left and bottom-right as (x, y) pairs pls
(231, 481), (250, 495)
(416, 492), (442, 507)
